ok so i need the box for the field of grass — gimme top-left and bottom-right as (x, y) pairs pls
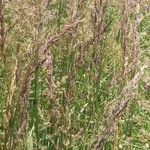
(0, 0), (150, 150)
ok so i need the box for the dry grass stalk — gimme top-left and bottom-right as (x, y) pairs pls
(111, 0), (142, 88)
(85, 0), (109, 49)
(130, 0), (142, 73)
(94, 65), (148, 150)
(113, 122), (119, 150)
(113, 1), (142, 147)
(92, 0), (108, 43)
(5, 58), (18, 124)
(120, 0), (130, 77)
(3, 58), (18, 149)
(43, 51), (54, 100)
(113, 1), (130, 148)
(0, 0), (6, 64)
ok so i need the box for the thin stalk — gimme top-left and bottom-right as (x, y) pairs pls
(33, 54), (39, 149)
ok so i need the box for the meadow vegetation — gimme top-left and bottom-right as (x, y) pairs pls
(0, 0), (150, 149)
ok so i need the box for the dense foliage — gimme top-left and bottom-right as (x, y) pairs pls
(0, 0), (150, 149)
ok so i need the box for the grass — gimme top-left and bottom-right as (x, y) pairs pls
(0, 0), (150, 150)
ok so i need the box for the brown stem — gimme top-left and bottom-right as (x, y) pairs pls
(0, 0), (6, 64)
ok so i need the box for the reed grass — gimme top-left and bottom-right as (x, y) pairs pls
(0, 0), (150, 150)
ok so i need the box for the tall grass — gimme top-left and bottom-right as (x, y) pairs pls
(0, 0), (150, 150)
